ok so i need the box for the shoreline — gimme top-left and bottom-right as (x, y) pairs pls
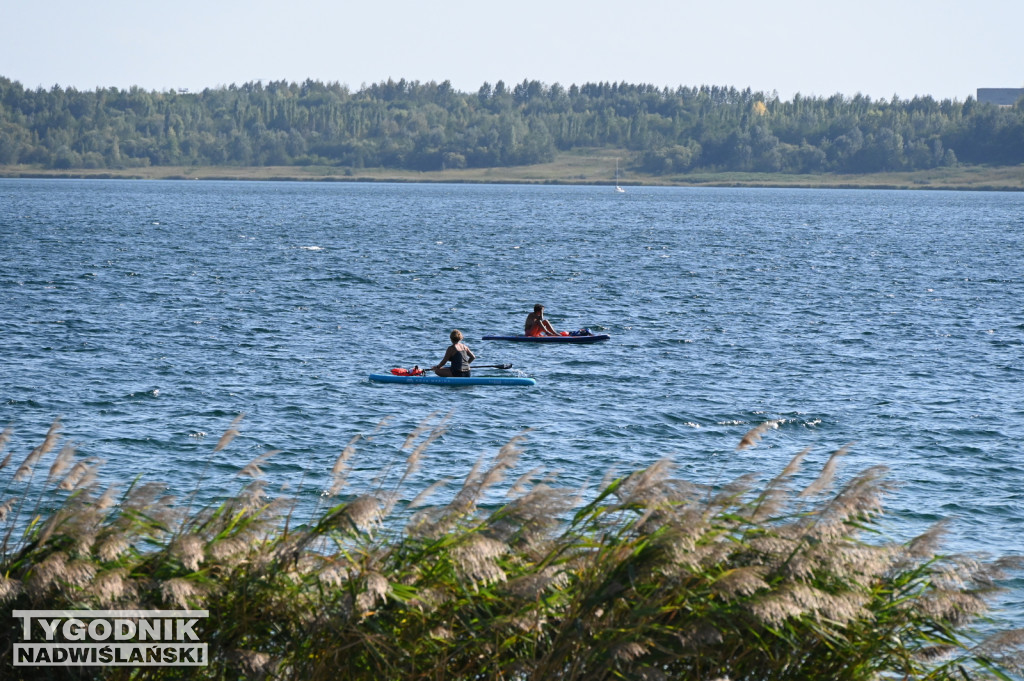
(2, 160), (1022, 191)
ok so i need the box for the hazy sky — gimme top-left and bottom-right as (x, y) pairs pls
(3, 0), (1022, 101)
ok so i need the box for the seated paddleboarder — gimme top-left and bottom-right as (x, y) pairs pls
(525, 304), (560, 337)
(432, 329), (476, 377)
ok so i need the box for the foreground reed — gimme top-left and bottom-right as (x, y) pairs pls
(0, 416), (1021, 680)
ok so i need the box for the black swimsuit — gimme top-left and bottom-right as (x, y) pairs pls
(449, 345), (472, 377)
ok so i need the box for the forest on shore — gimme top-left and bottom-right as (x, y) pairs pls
(1, 75), (1023, 175)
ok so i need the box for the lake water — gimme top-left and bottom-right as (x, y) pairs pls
(2, 179), (1023, 624)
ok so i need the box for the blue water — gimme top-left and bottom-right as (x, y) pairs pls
(2, 179), (1023, 621)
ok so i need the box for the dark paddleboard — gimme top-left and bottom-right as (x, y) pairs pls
(481, 334), (610, 344)
(369, 373), (536, 386)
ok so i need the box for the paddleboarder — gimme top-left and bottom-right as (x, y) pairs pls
(525, 304), (559, 337)
(431, 329), (476, 377)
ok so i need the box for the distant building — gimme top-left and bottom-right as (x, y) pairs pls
(977, 88), (1024, 105)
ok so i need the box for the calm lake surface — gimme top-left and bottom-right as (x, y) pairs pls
(2, 179), (1023, 623)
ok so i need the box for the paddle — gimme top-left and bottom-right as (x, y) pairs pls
(473, 363), (513, 370)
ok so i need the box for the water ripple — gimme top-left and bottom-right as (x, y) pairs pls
(1, 180), (1023, 616)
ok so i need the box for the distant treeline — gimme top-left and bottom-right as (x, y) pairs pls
(1, 76), (1023, 174)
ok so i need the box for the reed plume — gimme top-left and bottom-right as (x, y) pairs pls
(0, 425), (13, 471)
(13, 417), (61, 482)
(238, 449), (279, 479)
(213, 413), (244, 452)
(736, 419), (778, 450)
(799, 442), (853, 497)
